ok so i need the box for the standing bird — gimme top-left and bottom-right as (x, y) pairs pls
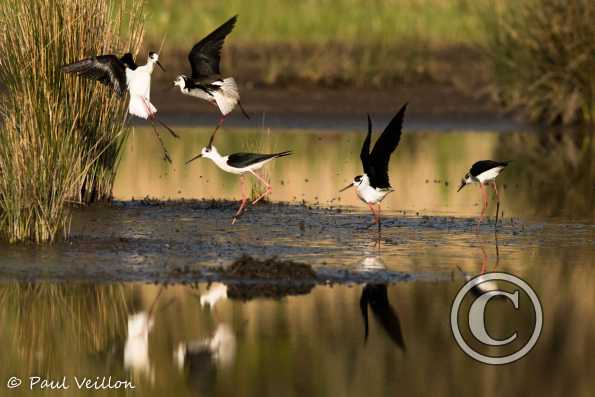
(339, 103), (408, 230)
(62, 52), (178, 162)
(186, 145), (291, 224)
(457, 160), (509, 228)
(173, 15), (249, 147)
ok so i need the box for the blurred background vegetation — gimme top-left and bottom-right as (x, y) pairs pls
(142, 0), (594, 124)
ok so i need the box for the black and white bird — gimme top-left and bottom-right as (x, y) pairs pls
(173, 15), (249, 147)
(339, 103), (408, 229)
(457, 160), (509, 228)
(186, 145), (291, 224)
(62, 51), (179, 162)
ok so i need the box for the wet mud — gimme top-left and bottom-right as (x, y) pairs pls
(0, 199), (592, 284)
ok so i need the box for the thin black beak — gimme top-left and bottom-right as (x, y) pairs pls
(185, 153), (202, 165)
(156, 60), (165, 72)
(457, 182), (466, 192)
(339, 183), (353, 193)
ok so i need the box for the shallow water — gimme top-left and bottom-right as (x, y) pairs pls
(1, 126), (594, 396)
(115, 127), (594, 223)
(1, 272), (594, 396)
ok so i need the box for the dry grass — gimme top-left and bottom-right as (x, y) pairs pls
(480, 0), (595, 124)
(0, 0), (144, 242)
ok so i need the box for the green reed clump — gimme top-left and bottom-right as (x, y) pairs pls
(480, 0), (595, 124)
(0, 0), (144, 243)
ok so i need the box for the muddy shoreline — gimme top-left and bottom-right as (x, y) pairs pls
(1, 200), (592, 284)
(150, 83), (523, 131)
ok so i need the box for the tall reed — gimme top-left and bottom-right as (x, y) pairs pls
(479, 0), (595, 124)
(0, 0), (144, 243)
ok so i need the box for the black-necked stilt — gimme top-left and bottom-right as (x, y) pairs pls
(62, 52), (179, 162)
(457, 160), (509, 228)
(339, 103), (408, 230)
(186, 145), (291, 224)
(173, 15), (249, 147)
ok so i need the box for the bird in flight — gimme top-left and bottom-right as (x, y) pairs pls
(340, 103), (408, 230)
(457, 160), (509, 229)
(62, 52), (179, 163)
(186, 145), (291, 224)
(173, 15), (249, 148)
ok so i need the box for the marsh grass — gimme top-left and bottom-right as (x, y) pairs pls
(479, 0), (595, 124)
(0, 0), (144, 242)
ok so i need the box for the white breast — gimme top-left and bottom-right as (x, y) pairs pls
(356, 178), (391, 204)
(126, 68), (152, 99)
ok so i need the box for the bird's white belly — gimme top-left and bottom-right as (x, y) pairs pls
(127, 70), (151, 99)
(476, 166), (504, 184)
(185, 87), (216, 103)
(356, 183), (390, 204)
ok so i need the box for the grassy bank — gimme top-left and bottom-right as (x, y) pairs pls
(0, 0), (144, 243)
(143, 0), (486, 88)
(145, 0), (594, 124)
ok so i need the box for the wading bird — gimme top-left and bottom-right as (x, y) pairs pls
(173, 15), (249, 147)
(339, 103), (408, 230)
(186, 145), (291, 224)
(457, 160), (509, 228)
(62, 52), (178, 162)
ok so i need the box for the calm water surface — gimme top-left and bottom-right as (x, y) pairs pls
(1, 126), (593, 396)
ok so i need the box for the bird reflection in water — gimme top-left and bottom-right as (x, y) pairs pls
(358, 256), (406, 351)
(123, 286), (167, 383)
(175, 284), (236, 395)
(456, 235), (501, 296)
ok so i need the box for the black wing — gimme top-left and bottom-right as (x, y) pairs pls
(470, 160), (510, 177)
(361, 284), (406, 351)
(62, 54), (127, 96)
(367, 103), (408, 188)
(188, 15), (237, 79)
(360, 114), (373, 175)
(226, 151), (291, 168)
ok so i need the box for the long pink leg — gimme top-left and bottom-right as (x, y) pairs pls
(232, 175), (248, 225)
(492, 180), (501, 227)
(250, 170), (272, 205)
(367, 203), (379, 224)
(208, 115), (226, 147)
(143, 97), (179, 138)
(480, 246), (488, 274)
(477, 183), (489, 231)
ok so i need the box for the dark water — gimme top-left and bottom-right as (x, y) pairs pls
(1, 127), (594, 396)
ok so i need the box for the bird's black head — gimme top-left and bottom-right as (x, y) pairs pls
(340, 174), (364, 193)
